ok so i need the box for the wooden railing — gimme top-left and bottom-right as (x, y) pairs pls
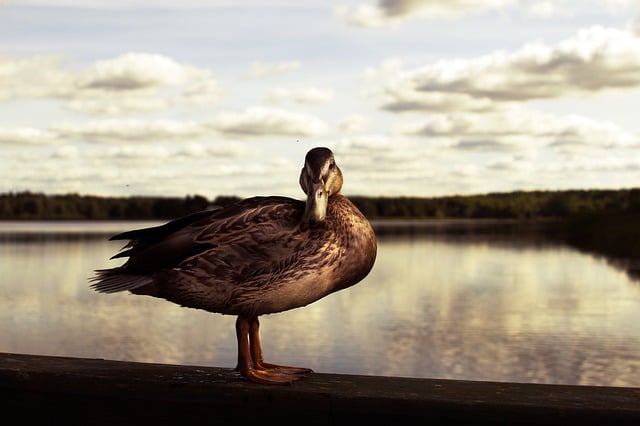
(2, 352), (639, 425)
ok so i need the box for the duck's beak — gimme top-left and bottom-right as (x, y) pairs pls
(303, 181), (328, 225)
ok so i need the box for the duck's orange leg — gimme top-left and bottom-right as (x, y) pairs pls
(248, 316), (312, 376)
(235, 316), (304, 385)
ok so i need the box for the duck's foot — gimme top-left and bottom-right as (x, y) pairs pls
(235, 362), (311, 384)
(238, 366), (305, 385)
(235, 315), (312, 385)
(256, 361), (313, 376)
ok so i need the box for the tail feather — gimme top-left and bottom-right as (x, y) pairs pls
(90, 269), (154, 293)
(110, 249), (135, 260)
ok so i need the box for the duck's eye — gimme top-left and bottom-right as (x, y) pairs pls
(329, 161), (335, 170)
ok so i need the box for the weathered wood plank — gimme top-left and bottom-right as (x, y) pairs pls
(2, 352), (639, 425)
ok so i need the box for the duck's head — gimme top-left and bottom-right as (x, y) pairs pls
(299, 147), (343, 225)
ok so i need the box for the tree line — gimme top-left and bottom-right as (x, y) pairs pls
(1, 188), (639, 220)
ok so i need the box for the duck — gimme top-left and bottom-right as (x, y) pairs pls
(90, 147), (377, 384)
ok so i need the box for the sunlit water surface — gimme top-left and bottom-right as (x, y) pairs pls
(1, 220), (639, 387)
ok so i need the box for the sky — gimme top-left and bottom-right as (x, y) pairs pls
(1, 0), (640, 199)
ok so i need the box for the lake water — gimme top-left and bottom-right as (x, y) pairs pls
(1, 220), (639, 387)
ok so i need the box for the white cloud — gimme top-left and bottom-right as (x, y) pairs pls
(379, 26), (640, 111)
(400, 109), (640, 151)
(212, 106), (328, 137)
(0, 104), (330, 146)
(80, 142), (249, 165)
(598, 0), (639, 15)
(330, 135), (493, 196)
(66, 96), (169, 116)
(74, 53), (219, 114)
(336, 0), (516, 28)
(180, 79), (219, 106)
(267, 86), (334, 104)
(383, 85), (497, 112)
(0, 56), (73, 100)
(629, 13), (640, 35)
(0, 53), (219, 115)
(11, 1), (323, 9)
(50, 119), (206, 144)
(334, 135), (441, 173)
(362, 57), (404, 84)
(101, 145), (171, 161)
(244, 60), (302, 78)
(337, 115), (369, 133)
(78, 53), (198, 90)
(174, 142), (252, 159)
(52, 145), (79, 159)
(527, 1), (567, 18)
(365, 59), (498, 112)
(337, 1), (638, 28)
(0, 126), (59, 145)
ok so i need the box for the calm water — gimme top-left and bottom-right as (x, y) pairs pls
(1, 220), (639, 387)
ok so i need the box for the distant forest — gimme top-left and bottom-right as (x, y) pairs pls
(1, 188), (639, 220)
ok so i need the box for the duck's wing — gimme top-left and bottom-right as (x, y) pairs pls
(104, 207), (222, 266)
(193, 196), (303, 243)
(91, 197), (305, 293)
(110, 207), (222, 246)
(91, 208), (222, 293)
(179, 196), (321, 291)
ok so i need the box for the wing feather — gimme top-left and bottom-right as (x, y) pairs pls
(90, 196), (305, 293)
(90, 269), (154, 293)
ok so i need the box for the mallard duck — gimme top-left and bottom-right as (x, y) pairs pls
(91, 147), (377, 384)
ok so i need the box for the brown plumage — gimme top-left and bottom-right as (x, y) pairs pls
(90, 147), (377, 384)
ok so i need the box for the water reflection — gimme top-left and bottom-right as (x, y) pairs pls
(368, 236), (640, 385)
(1, 221), (639, 387)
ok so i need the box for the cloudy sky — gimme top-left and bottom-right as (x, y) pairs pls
(2, 0), (640, 199)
